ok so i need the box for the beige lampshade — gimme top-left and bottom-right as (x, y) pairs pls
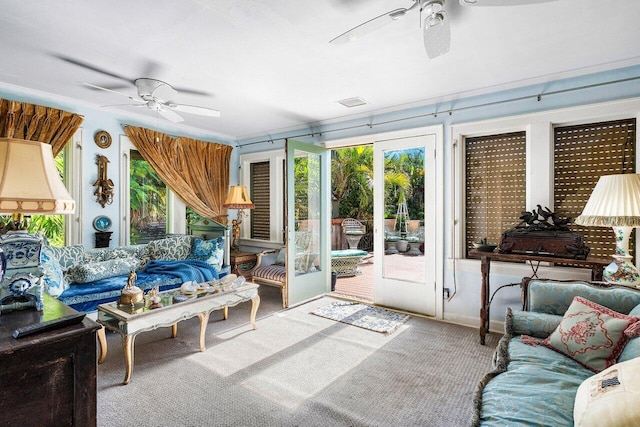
(0, 138), (75, 214)
(574, 174), (640, 227)
(223, 185), (255, 209)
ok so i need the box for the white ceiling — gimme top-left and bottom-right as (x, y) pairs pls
(1, 0), (639, 141)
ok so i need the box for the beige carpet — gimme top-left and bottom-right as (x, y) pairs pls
(97, 285), (499, 426)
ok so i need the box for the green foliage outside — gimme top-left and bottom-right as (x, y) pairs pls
(329, 146), (424, 223)
(129, 155), (167, 244)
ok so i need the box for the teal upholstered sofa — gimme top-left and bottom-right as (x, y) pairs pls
(41, 234), (229, 313)
(473, 278), (640, 426)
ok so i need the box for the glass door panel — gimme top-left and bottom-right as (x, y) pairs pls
(382, 147), (426, 282)
(286, 139), (329, 306)
(373, 133), (436, 315)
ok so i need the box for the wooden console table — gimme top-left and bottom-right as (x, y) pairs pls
(468, 249), (610, 345)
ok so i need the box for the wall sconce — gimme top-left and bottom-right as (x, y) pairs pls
(93, 154), (114, 208)
(223, 185), (255, 251)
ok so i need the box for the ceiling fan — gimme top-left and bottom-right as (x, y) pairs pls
(329, 0), (557, 59)
(84, 78), (220, 123)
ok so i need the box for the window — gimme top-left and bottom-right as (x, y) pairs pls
(465, 132), (526, 257)
(554, 119), (636, 258)
(239, 149), (285, 245)
(250, 161), (270, 240)
(129, 150), (167, 244)
(453, 98), (640, 262)
(120, 135), (186, 246)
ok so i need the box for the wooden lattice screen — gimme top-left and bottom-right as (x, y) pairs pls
(250, 161), (271, 240)
(554, 118), (636, 259)
(465, 131), (526, 256)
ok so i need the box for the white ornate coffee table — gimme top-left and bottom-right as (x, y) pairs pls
(97, 282), (259, 384)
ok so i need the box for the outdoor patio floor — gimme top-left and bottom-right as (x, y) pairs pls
(332, 252), (426, 303)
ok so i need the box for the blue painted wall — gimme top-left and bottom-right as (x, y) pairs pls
(0, 83), (234, 246)
(2, 64), (640, 325)
(237, 64), (640, 326)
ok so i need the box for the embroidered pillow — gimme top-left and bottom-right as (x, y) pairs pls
(541, 296), (640, 372)
(40, 245), (69, 297)
(67, 257), (141, 284)
(188, 237), (225, 270)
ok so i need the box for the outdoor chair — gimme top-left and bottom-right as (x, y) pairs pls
(341, 218), (366, 249)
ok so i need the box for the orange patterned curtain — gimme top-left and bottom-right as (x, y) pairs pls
(124, 126), (232, 224)
(0, 99), (84, 156)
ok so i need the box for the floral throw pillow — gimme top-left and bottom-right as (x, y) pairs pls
(188, 237), (224, 270)
(541, 296), (640, 372)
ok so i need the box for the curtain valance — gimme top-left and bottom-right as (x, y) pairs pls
(0, 99), (84, 156)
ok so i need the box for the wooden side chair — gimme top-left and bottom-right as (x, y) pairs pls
(246, 231), (314, 308)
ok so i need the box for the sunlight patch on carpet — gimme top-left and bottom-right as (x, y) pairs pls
(240, 312), (406, 410)
(311, 302), (410, 334)
(187, 305), (335, 377)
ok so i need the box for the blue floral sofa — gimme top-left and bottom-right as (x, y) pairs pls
(40, 234), (229, 312)
(473, 278), (640, 426)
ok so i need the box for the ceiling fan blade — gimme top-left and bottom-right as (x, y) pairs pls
(157, 107), (184, 123)
(56, 55), (133, 83)
(459, 0), (556, 5)
(81, 82), (144, 102)
(423, 12), (450, 59)
(172, 86), (211, 96)
(170, 104), (221, 118)
(329, 5), (416, 45)
(100, 103), (146, 108)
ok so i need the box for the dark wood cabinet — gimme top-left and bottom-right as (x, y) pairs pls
(0, 295), (100, 426)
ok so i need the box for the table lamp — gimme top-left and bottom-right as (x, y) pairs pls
(0, 138), (76, 312)
(223, 185), (254, 251)
(575, 173), (640, 287)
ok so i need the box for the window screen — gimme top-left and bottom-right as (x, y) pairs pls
(554, 118), (636, 258)
(465, 131), (526, 257)
(250, 161), (270, 240)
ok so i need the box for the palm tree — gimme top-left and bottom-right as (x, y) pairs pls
(331, 146), (373, 219)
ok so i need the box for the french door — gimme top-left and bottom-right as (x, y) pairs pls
(373, 128), (439, 316)
(285, 139), (330, 306)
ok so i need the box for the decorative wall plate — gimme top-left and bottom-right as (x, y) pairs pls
(94, 130), (112, 149)
(93, 215), (112, 232)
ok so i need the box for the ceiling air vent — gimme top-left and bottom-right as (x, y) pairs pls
(337, 97), (368, 108)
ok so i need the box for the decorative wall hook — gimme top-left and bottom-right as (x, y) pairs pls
(93, 154), (114, 208)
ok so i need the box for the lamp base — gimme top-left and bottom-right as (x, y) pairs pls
(603, 255), (640, 287)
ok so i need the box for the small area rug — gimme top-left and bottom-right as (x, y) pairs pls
(311, 301), (410, 334)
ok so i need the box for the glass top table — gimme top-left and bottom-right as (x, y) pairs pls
(97, 281), (260, 384)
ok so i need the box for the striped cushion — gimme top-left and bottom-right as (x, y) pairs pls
(253, 264), (286, 282)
